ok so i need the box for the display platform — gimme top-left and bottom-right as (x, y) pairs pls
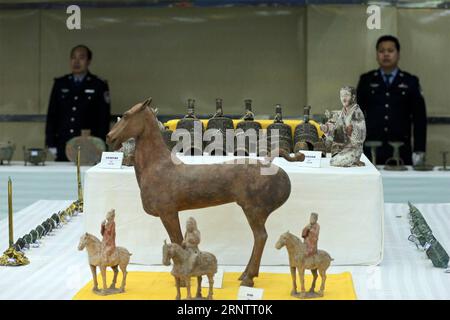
(0, 201), (449, 299)
(73, 271), (356, 300)
(84, 154), (384, 266)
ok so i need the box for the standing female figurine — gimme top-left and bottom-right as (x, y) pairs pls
(321, 86), (366, 167)
(101, 209), (119, 265)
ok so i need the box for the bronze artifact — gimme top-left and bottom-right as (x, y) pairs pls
(293, 106), (324, 154)
(205, 98), (234, 155)
(161, 126), (176, 152)
(106, 98), (305, 287)
(175, 99), (204, 155)
(439, 151), (450, 171)
(0, 178), (29, 266)
(163, 217), (217, 300)
(23, 146), (47, 166)
(275, 214), (333, 299)
(0, 142), (15, 165)
(235, 99), (262, 156)
(364, 140), (383, 165)
(78, 209), (132, 295)
(65, 129), (106, 166)
(412, 153), (434, 171)
(267, 104), (293, 155)
(384, 141), (407, 171)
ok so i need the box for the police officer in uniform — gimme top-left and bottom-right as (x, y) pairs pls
(357, 35), (427, 165)
(45, 45), (111, 161)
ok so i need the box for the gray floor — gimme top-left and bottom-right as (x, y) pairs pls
(0, 200), (449, 300)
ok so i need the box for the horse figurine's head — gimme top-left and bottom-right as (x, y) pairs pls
(275, 231), (292, 250)
(162, 240), (173, 266)
(106, 98), (158, 151)
(78, 232), (92, 251)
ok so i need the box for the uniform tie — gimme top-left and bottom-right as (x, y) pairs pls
(384, 73), (393, 87)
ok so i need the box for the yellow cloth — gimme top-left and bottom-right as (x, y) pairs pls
(73, 271), (356, 300)
(164, 119), (324, 138)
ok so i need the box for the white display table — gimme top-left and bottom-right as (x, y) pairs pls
(83, 154), (384, 266)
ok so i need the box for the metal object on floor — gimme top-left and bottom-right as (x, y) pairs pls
(407, 202), (450, 269)
(439, 151), (450, 171)
(384, 141), (407, 171)
(23, 146), (47, 166)
(364, 140), (382, 165)
(0, 141), (15, 165)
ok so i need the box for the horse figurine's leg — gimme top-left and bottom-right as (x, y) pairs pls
(100, 265), (108, 294)
(310, 269), (318, 293)
(207, 274), (214, 300)
(160, 211), (183, 245)
(119, 264), (128, 293)
(196, 276), (202, 299)
(90, 265), (100, 292)
(290, 266), (297, 296)
(185, 277), (192, 300)
(298, 266), (306, 298)
(239, 208), (269, 287)
(175, 277), (181, 300)
(110, 265), (119, 290)
(318, 268), (327, 297)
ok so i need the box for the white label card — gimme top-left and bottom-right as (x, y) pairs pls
(99, 152), (123, 169)
(295, 150), (322, 168)
(31, 151), (38, 156)
(237, 286), (264, 300)
(201, 268), (224, 289)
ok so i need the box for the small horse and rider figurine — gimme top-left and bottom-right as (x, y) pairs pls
(275, 213), (333, 299)
(163, 217), (217, 300)
(78, 209), (132, 295)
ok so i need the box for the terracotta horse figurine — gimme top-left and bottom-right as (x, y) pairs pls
(163, 240), (217, 300)
(107, 98), (304, 287)
(78, 233), (131, 295)
(275, 231), (333, 298)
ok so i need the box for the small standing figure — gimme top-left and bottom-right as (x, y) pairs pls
(321, 86), (366, 167)
(182, 217), (201, 272)
(101, 209), (119, 266)
(302, 212), (320, 257)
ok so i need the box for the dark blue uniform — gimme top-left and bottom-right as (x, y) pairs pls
(357, 69), (427, 165)
(45, 72), (111, 161)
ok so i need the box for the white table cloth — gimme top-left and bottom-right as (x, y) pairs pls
(83, 154), (384, 266)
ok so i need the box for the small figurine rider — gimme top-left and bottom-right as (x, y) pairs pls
(182, 217), (201, 272)
(301, 213), (320, 257)
(101, 209), (119, 265)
